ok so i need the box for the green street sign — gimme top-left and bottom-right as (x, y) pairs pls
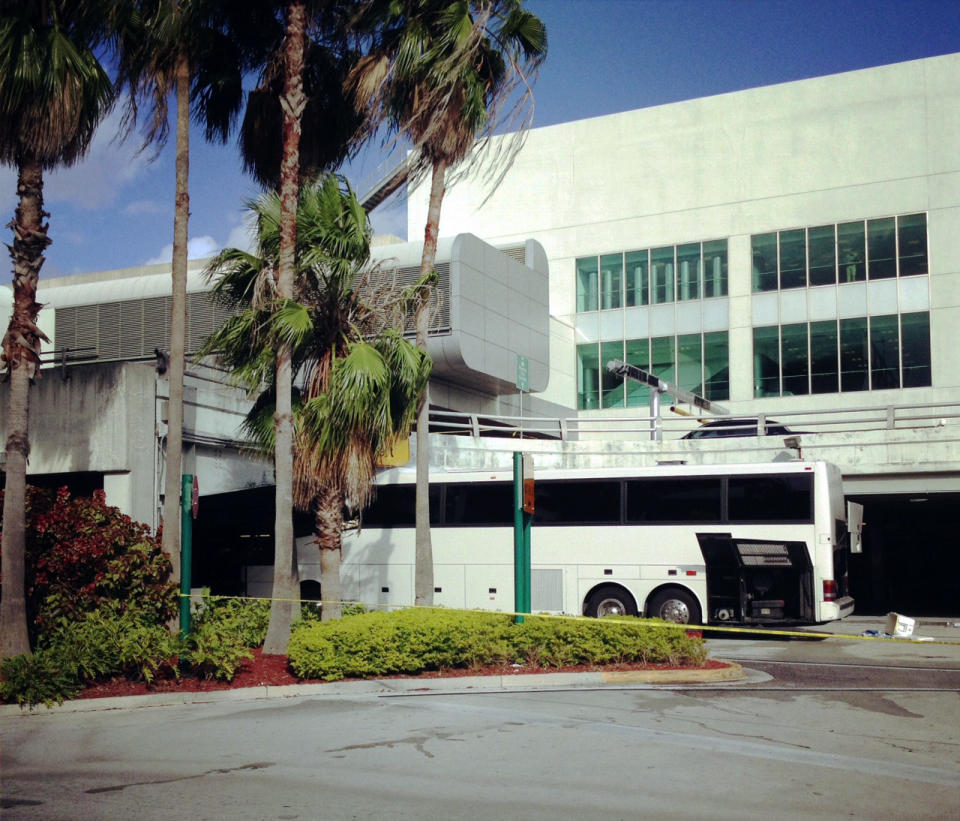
(516, 354), (529, 392)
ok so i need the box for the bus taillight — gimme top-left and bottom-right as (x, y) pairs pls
(823, 579), (837, 602)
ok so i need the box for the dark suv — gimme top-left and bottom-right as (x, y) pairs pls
(682, 418), (795, 439)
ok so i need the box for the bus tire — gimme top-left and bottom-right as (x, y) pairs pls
(648, 588), (701, 625)
(585, 586), (638, 619)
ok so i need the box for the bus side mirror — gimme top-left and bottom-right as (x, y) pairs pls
(847, 501), (864, 554)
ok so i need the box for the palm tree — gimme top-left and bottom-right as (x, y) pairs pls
(0, 1), (115, 659)
(236, 0), (365, 653)
(113, 0), (272, 591)
(349, 0), (547, 607)
(203, 176), (430, 622)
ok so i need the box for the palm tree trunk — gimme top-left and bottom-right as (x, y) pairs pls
(160, 48), (190, 591)
(263, 0), (307, 655)
(315, 487), (343, 622)
(1, 157), (50, 659)
(413, 158), (447, 607)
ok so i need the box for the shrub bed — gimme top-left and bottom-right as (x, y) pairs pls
(288, 608), (706, 681)
(0, 595), (272, 707)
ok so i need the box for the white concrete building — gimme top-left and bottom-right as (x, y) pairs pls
(410, 52), (959, 423)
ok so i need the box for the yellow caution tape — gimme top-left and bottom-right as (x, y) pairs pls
(178, 593), (960, 646)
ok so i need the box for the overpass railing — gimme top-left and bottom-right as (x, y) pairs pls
(426, 401), (960, 441)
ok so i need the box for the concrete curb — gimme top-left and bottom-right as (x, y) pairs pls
(0, 660), (745, 718)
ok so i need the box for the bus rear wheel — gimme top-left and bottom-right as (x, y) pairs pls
(585, 586), (638, 619)
(647, 588), (701, 625)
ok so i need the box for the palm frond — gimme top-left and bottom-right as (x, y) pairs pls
(203, 173), (429, 517)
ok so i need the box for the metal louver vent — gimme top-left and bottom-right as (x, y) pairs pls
(498, 245), (526, 265)
(142, 296), (171, 353)
(362, 260), (451, 336)
(119, 300), (144, 359)
(73, 305), (99, 357)
(97, 303), (121, 360)
(54, 306), (77, 353)
(187, 292), (229, 354)
(53, 292), (235, 365)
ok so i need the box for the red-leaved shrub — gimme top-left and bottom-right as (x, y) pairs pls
(0, 487), (177, 640)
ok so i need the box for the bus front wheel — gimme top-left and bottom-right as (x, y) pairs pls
(647, 588), (701, 625)
(585, 586), (638, 619)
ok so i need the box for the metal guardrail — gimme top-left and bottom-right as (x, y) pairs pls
(426, 402), (960, 441)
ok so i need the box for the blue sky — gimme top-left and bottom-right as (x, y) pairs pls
(6, 0), (960, 280)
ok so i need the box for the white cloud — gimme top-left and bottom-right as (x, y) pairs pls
(122, 199), (168, 217)
(145, 235), (220, 266)
(225, 218), (256, 254)
(43, 108), (150, 209)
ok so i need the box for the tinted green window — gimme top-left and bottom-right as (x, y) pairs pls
(625, 250), (648, 306)
(753, 326), (780, 397)
(576, 257), (598, 312)
(626, 478), (722, 523)
(703, 331), (729, 401)
(870, 314), (900, 389)
(781, 323), (809, 396)
(867, 217), (896, 279)
(577, 343), (600, 409)
(837, 221), (866, 282)
(600, 340), (625, 408)
(600, 253), (623, 310)
(810, 320), (839, 394)
(728, 475), (813, 523)
(901, 312), (931, 387)
(779, 229), (806, 289)
(650, 246), (675, 304)
(535, 480), (621, 525)
(624, 338), (650, 407)
(840, 317), (869, 392)
(702, 239), (728, 297)
(898, 213), (927, 276)
(808, 225), (836, 286)
(650, 336), (675, 384)
(676, 243), (701, 301)
(752, 233), (778, 291)
(677, 334), (702, 394)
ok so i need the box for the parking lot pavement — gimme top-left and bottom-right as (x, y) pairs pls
(804, 614), (960, 640)
(704, 614), (960, 670)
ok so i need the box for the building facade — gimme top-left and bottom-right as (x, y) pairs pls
(409, 52), (959, 426)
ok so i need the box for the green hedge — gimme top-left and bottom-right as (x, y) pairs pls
(288, 608), (706, 681)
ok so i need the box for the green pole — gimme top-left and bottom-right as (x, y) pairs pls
(513, 453), (524, 624)
(179, 473), (193, 639)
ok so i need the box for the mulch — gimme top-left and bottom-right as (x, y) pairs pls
(75, 648), (730, 700)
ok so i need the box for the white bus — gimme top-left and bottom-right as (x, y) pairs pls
(298, 460), (862, 626)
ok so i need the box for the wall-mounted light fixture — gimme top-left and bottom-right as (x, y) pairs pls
(783, 435), (802, 459)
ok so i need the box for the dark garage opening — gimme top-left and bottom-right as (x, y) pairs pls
(848, 492), (960, 616)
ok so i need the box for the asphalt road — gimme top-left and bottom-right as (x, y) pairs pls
(3, 622), (959, 821)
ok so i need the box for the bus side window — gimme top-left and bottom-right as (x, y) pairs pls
(727, 475), (813, 522)
(444, 483), (513, 525)
(625, 478), (722, 523)
(534, 480), (620, 524)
